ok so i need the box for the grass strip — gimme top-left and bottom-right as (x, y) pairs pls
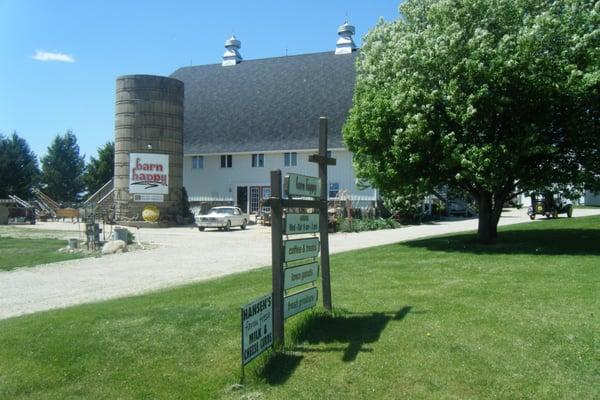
(0, 237), (86, 271)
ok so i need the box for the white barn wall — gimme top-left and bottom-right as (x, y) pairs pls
(584, 191), (600, 206)
(183, 149), (376, 211)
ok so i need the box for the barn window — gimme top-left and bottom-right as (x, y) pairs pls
(192, 156), (204, 169)
(252, 153), (264, 168)
(220, 154), (232, 168)
(284, 152), (297, 166)
(329, 182), (340, 198)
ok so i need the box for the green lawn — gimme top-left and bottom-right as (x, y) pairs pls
(0, 237), (85, 271)
(0, 217), (598, 399)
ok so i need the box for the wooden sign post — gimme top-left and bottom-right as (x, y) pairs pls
(269, 169), (285, 348)
(265, 117), (336, 349)
(308, 117), (336, 311)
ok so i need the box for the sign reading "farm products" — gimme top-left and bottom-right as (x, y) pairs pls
(284, 173), (321, 198)
(284, 287), (318, 319)
(285, 213), (319, 235)
(241, 293), (273, 365)
(129, 153), (169, 195)
(284, 262), (319, 290)
(284, 237), (320, 262)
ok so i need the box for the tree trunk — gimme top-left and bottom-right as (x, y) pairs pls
(477, 192), (498, 243)
(475, 180), (514, 243)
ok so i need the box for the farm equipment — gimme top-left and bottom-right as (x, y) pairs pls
(527, 191), (573, 220)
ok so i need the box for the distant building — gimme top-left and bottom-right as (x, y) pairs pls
(169, 22), (377, 214)
(584, 190), (600, 206)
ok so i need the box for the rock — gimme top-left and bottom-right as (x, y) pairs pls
(102, 240), (127, 255)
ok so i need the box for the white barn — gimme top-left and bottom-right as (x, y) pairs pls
(584, 190), (600, 206)
(169, 23), (377, 214)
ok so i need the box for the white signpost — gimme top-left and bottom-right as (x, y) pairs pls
(284, 287), (319, 319)
(284, 173), (321, 198)
(285, 213), (319, 235)
(284, 262), (319, 290)
(284, 237), (320, 262)
(241, 293), (273, 366)
(129, 153), (169, 195)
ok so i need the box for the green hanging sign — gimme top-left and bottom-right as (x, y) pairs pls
(285, 213), (319, 235)
(284, 173), (321, 198)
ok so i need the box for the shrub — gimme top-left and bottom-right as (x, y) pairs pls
(126, 230), (135, 245)
(337, 217), (400, 233)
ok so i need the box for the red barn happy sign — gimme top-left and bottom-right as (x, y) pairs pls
(129, 153), (169, 194)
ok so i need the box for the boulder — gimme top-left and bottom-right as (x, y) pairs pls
(101, 240), (128, 255)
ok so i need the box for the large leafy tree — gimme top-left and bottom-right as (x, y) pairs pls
(344, 0), (600, 242)
(41, 131), (85, 203)
(0, 132), (40, 199)
(84, 141), (114, 196)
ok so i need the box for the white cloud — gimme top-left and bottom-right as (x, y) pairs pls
(32, 50), (75, 63)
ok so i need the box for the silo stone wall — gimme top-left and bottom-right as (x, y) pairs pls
(114, 75), (184, 222)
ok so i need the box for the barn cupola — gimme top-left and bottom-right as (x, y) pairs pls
(335, 21), (357, 55)
(222, 35), (243, 66)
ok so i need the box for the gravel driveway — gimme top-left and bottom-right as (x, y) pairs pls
(1, 208), (599, 320)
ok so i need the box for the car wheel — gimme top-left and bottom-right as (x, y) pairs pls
(567, 206), (573, 218)
(198, 227), (205, 231)
(241, 219), (247, 230)
(224, 220), (231, 231)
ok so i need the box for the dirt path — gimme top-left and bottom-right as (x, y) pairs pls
(1, 208), (598, 320)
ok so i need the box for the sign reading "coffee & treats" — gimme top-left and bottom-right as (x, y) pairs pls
(284, 237), (320, 262)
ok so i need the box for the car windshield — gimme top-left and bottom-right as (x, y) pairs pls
(208, 208), (234, 214)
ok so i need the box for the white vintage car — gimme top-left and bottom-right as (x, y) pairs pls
(195, 206), (248, 231)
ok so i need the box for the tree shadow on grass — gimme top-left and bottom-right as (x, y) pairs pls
(404, 228), (600, 256)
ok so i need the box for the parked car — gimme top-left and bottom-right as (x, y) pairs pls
(195, 206), (248, 231)
(447, 200), (468, 216)
(527, 191), (573, 220)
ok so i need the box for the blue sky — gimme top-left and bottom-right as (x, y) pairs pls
(0, 0), (400, 162)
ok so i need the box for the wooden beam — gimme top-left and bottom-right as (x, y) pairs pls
(316, 117), (332, 312)
(270, 170), (284, 348)
(308, 154), (336, 166)
(264, 198), (324, 209)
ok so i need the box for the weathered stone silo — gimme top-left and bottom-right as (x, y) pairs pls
(114, 75), (184, 223)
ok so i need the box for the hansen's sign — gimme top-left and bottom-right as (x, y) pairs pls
(241, 294), (273, 365)
(129, 153), (169, 195)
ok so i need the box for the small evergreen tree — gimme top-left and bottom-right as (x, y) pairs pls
(41, 131), (85, 203)
(0, 132), (40, 199)
(84, 142), (114, 196)
(179, 187), (194, 222)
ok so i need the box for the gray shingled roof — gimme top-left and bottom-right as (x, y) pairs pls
(170, 51), (357, 154)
